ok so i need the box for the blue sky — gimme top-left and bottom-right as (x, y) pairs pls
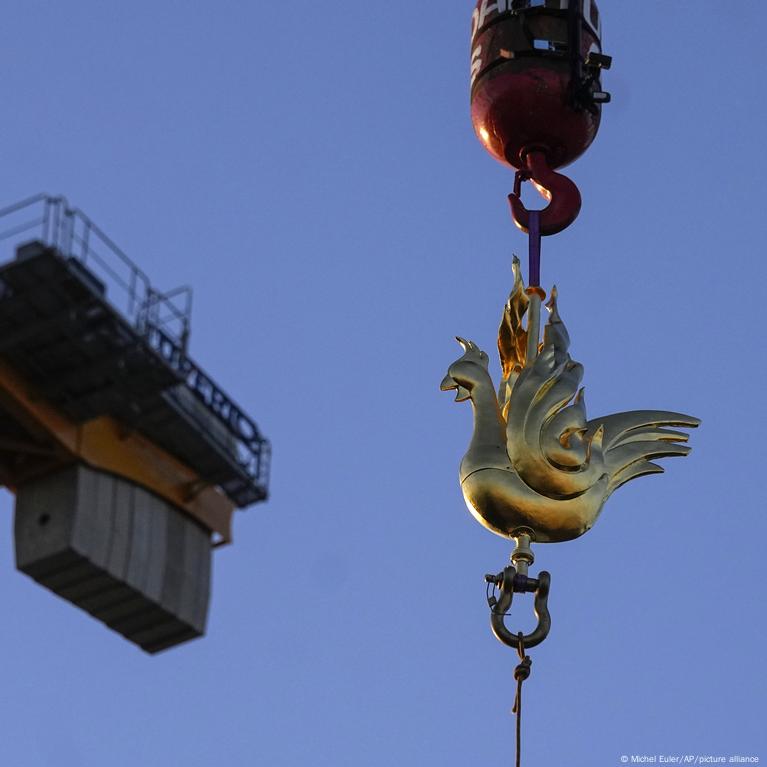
(0, 2), (764, 765)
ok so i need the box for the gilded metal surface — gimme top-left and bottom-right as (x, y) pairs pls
(510, 530), (534, 577)
(441, 258), (699, 543)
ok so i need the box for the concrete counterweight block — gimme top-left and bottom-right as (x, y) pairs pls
(14, 464), (212, 653)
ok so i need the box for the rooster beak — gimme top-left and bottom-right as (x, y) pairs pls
(440, 374), (470, 402)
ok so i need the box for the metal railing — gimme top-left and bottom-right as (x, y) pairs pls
(0, 194), (192, 349)
(0, 194), (270, 503)
(145, 323), (271, 500)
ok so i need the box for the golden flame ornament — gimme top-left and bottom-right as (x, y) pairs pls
(441, 257), (699, 543)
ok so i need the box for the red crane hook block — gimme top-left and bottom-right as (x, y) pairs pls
(508, 149), (582, 236)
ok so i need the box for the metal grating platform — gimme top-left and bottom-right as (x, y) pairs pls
(0, 223), (269, 507)
(0, 243), (179, 420)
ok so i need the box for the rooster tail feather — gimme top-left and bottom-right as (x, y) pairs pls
(587, 410), (701, 452)
(605, 439), (692, 495)
(587, 410), (699, 495)
(606, 439), (691, 469)
(609, 461), (666, 493)
(613, 426), (692, 445)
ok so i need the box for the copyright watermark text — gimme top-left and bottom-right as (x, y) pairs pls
(619, 758), (759, 765)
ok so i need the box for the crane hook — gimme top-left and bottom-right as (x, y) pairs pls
(508, 149), (582, 237)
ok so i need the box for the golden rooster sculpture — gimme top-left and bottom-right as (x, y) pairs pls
(440, 258), (699, 543)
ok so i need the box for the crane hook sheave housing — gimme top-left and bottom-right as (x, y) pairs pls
(470, 0), (610, 171)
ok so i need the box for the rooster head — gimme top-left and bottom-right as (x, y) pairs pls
(440, 337), (491, 402)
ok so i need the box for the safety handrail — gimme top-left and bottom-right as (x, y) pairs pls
(0, 194), (191, 350)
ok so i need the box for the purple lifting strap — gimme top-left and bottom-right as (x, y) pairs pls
(528, 210), (541, 288)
